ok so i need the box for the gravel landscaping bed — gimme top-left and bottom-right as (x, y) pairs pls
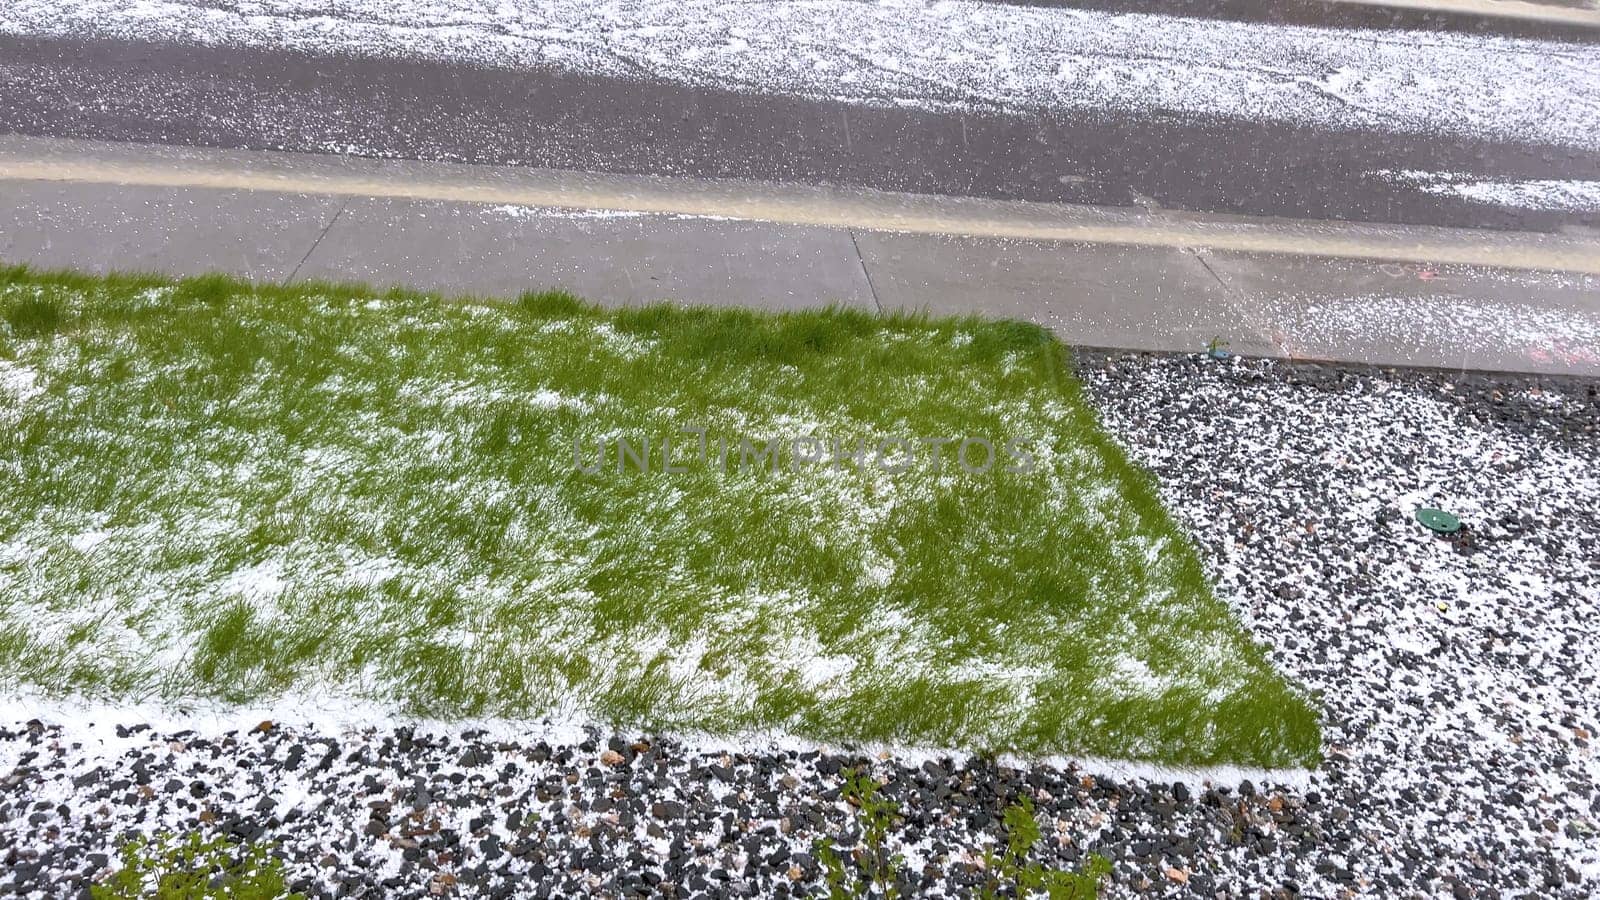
(3, 352), (1597, 898)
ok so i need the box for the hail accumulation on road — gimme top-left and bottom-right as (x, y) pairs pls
(3, 0), (1598, 150)
(3, 354), (1597, 898)
(1, 1), (1597, 227)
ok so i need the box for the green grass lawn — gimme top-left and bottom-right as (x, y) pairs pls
(0, 265), (1319, 768)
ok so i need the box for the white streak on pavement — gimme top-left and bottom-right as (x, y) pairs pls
(1377, 170), (1600, 211)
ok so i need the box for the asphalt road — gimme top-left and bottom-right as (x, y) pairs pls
(1, 31), (1597, 233)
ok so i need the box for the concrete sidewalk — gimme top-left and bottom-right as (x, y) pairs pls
(2, 137), (1597, 377)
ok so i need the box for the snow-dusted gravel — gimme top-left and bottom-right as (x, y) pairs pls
(2, 0), (1598, 151)
(1083, 354), (1600, 897)
(3, 355), (1598, 898)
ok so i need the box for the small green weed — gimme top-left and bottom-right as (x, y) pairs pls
(817, 768), (906, 899)
(92, 832), (304, 900)
(980, 796), (1112, 900)
(818, 769), (1112, 899)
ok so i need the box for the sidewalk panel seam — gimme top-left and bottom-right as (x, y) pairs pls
(849, 228), (884, 315)
(287, 197), (349, 284)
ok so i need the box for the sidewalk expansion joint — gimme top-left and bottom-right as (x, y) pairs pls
(1186, 246), (1291, 359)
(849, 228), (884, 315)
(287, 197), (348, 285)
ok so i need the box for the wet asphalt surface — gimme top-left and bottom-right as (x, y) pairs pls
(1, 32), (1597, 234)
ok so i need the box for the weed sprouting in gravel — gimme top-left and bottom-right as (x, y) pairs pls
(980, 796), (1112, 899)
(818, 769), (1112, 899)
(91, 833), (305, 900)
(817, 769), (906, 899)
